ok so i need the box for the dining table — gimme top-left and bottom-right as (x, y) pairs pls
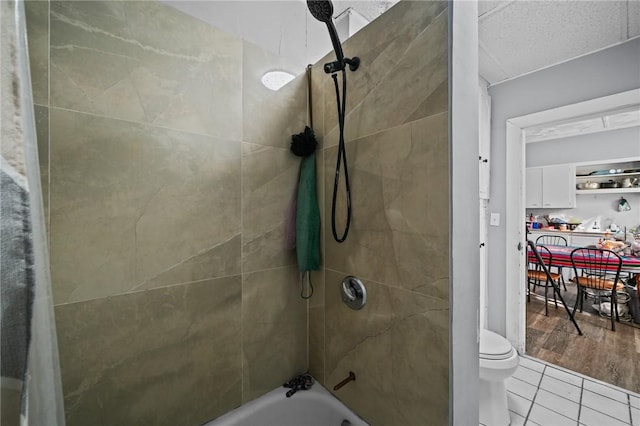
(526, 240), (640, 334)
(528, 243), (640, 275)
(527, 241), (640, 335)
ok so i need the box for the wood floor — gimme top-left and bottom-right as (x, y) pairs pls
(526, 285), (640, 393)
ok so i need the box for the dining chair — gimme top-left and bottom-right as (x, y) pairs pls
(527, 241), (583, 335)
(527, 243), (560, 316)
(535, 234), (568, 291)
(570, 247), (624, 331)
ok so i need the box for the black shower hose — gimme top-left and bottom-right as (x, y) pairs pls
(331, 68), (351, 243)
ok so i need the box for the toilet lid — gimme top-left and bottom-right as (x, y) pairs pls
(479, 329), (514, 360)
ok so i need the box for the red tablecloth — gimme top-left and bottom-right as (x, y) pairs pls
(528, 244), (640, 274)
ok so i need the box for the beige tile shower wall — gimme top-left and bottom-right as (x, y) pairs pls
(0, 384), (21, 426)
(54, 276), (243, 426)
(49, 1), (243, 140)
(310, 1), (449, 424)
(26, 1), (308, 424)
(25, 0), (49, 106)
(25, 1), (50, 235)
(241, 41), (308, 274)
(48, 108), (242, 302)
(241, 265), (307, 403)
(308, 64), (327, 384)
(45, 0), (245, 304)
(322, 1), (448, 148)
(240, 36), (309, 402)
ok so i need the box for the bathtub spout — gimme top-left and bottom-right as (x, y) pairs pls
(333, 371), (356, 391)
(283, 373), (315, 397)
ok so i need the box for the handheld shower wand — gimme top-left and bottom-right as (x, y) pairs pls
(307, 0), (359, 243)
(307, 0), (360, 73)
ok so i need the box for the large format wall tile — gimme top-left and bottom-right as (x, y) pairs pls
(1, 383), (20, 426)
(34, 105), (49, 234)
(308, 66), (326, 381)
(50, 1), (242, 139)
(308, 268), (325, 383)
(25, 0), (49, 106)
(32, 1), (312, 424)
(137, 235), (241, 291)
(323, 113), (449, 300)
(324, 270), (394, 426)
(243, 41), (308, 149)
(320, 1), (448, 76)
(316, 2), (450, 422)
(55, 276), (242, 426)
(49, 109), (241, 303)
(310, 65), (325, 141)
(322, 2), (448, 147)
(324, 270), (448, 425)
(241, 143), (299, 273)
(242, 266), (307, 402)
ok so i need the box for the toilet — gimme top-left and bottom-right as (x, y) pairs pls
(479, 329), (519, 426)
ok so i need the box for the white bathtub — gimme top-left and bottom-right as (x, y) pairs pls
(204, 381), (369, 426)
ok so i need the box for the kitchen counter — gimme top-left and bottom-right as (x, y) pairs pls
(528, 228), (609, 238)
(527, 228), (613, 248)
(527, 227), (639, 247)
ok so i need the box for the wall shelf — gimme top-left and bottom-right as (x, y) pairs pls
(576, 171), (640, 180)
(575, 161), (640, 195)
(576, 188), (640, 195)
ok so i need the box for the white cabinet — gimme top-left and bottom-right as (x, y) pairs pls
(526, 165), (576, 208)
(526, 168), (543, 208)
(543, 165), (576, 208)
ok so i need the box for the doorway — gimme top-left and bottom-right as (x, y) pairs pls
(504, 88), (640, 389)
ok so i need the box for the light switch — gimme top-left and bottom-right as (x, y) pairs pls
(490, 213), (500, 226)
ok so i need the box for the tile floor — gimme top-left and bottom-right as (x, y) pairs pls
(499, 355), (640, 426)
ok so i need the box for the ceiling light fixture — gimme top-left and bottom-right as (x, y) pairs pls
(261, 70), (296, 91)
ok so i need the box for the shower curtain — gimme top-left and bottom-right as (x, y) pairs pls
(1, 1), (65, 425)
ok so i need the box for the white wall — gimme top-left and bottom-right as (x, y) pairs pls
(527, 127), (640, 167)
(163, 0), (329, 74)
(450, 2), (480, 424)
(485, 37), (640, 335)
(528, 192), (640, 231)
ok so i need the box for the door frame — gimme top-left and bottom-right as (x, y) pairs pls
(504, 88), (640, 352)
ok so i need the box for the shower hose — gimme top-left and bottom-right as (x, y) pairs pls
(331, 68), (351, 243)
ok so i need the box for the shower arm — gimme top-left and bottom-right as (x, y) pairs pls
(322, 22), (360, 74)
(324, 57), (360, 74)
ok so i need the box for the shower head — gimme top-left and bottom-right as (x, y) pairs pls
(307, 0), (333, 23)
(307, 0), (346, 72)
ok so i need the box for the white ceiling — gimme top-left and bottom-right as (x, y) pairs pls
(330, 0), (398, 22)
(524, 106), (640, 142)
(164, 1), (640, 140)
(163, 1), (399, 72)
(478, 0), (640, 85)
(166, 1), (640, 86)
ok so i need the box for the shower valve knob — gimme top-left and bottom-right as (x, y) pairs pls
(341, 276), (367, 310)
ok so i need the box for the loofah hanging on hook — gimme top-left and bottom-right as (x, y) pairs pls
(290, 126), (317, 157)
